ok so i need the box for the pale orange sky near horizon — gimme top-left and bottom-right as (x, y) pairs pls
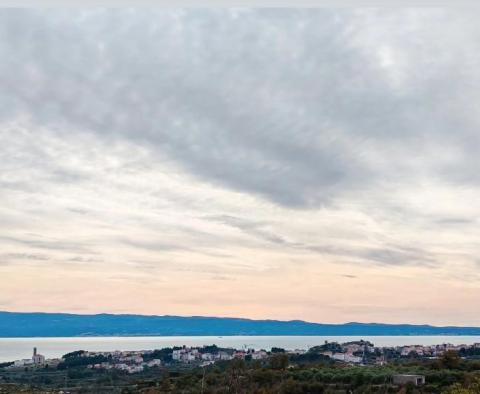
(1, 9), (480, 326)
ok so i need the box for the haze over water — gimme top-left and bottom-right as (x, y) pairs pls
(2, 336), (480, 363)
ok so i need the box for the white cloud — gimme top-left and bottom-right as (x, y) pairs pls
(0, 9), (479, 324)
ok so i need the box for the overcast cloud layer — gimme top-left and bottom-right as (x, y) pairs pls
(0, 9), (479, 325)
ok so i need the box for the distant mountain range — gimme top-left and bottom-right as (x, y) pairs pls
(1, 311), (479, 337)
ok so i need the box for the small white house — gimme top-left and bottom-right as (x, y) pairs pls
(393, 374), (426, 386)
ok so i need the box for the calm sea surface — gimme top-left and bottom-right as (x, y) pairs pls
(1, 336), (480, 362)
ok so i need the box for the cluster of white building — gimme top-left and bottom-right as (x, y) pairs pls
(172, 347), (270, 365)
(86, 350), (162, 374)
(9, 342), (480, 374)
(397, 342), (480, 357)
(317, 342), (374, 364)
(13, 348), (46, 368)
(320, 351), (363, 363)
(318, 341), (480, 365)
(85, 346), (272, 372)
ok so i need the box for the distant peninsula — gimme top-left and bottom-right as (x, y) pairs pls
(1, 311), (480, 337)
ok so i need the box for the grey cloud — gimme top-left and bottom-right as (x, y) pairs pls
(119, 238), (192, 253)
(2, 253), (51, 261)
(0, 252), (51, 266)
(306, 244), (437, 267)
(206, 214), (293, 245)
(128, 258), (258, 276)
(3, 9), (479, 207)
(67, 208), (91, 215)
(0, 180), (40, 193)
(361, 246), (436, 267)
(209, 214), (436, 267)
(0, 235), (94, 254)
(67, 256), (103, 263)
(435, 217), (476, 225)
(210, 275), (234, 281)
(1, 9), (479, 321)
(119, 237), (232, 259)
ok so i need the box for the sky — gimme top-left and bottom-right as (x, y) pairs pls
(0, 8), (479, 326)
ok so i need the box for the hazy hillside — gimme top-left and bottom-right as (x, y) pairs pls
(1, 312), (480, 337)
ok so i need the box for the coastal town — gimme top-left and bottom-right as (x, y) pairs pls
(5, 340), (480, 373)
(2, 340), (480, 393)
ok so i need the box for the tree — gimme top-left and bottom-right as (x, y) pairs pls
(439, 351), (461, 369)
(227, 358), (246, 392)
(443, 377), (480, 394)
(270, 353), (289, 370)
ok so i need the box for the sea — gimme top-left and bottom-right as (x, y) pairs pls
(1, 336), (480, 363)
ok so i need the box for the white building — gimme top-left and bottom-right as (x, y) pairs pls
(343, 344), (362, 353)
(14, 348), (45, 367)
(172, 348), (200, 362)
(14, 359), (33, 367)
(330, 352), (362, 363)
(251, 350), (268, 360)
(145, 359), (161, 367)
(393, 374), (425, 386)
(119, 355), (143, 363)
(217, 351), (233, 360)
(344, 354), (363, 363)
(332, 353), (346, 361)
(31, 347), (45, 365)
(126, 365), (144, 374)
